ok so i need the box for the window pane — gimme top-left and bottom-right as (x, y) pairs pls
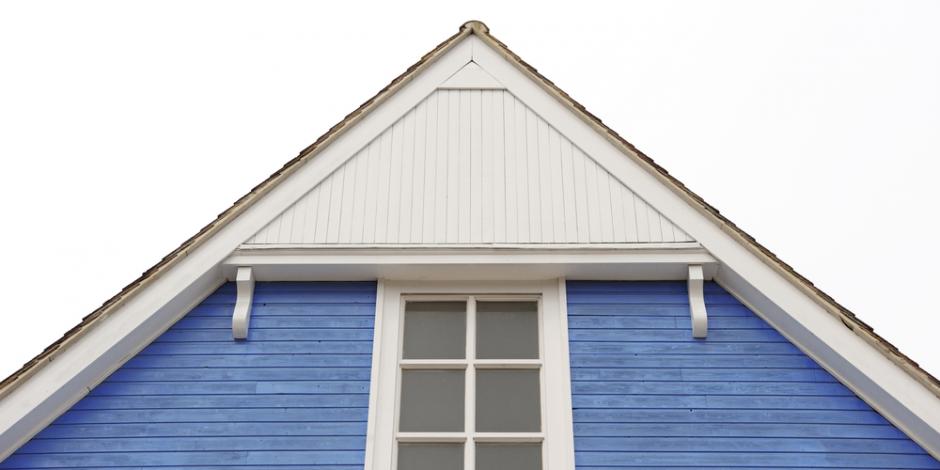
(476, 443), (541, 470)
(398, 443), (464, 470)
(399, 370), (465, 432)
(403, 301), (466, 359)
(476, 301), (539, 359)
(476, 370), (541, 432)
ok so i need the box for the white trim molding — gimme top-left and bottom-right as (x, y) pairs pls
(222, 245), (718, 282)
(231, 266), (255, 340)
(366, 279), (575, 470)
(688, 264), (708, 338)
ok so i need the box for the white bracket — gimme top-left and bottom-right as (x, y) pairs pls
(688, 264), (708, 338)
(232, 266), (255, 340)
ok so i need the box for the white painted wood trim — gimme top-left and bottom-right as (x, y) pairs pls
(222, 246), (719, 283)
(464, 296), (477, 470)
(239, 242), (702, 250)
(688, 264), (708, 339)
(468, 33), (940, 457)
(365, 280), (574, 470)
(550, 278), (577, 470)
(439, 61), (505, 89)
(231, 266), (255, 340)
(363, 279), (385, 470)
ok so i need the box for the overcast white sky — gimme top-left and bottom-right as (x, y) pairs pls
(1, 1), (938, 381)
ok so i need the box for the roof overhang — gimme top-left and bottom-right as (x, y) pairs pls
(223, 244), (717, 281)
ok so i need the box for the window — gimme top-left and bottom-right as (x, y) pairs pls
(397, 298), (542, 469)
(367, 281), (574, 470)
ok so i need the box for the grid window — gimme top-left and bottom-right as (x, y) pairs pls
(396, 297), (543, 470)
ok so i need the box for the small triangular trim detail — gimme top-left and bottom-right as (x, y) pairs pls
(439, 61), (504, 89)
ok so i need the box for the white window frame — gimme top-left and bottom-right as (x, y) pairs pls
(365, 279), (575, 470)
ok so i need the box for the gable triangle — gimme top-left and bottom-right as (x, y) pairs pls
(245, 89), (694, 246)
(439, 61), (504, 89)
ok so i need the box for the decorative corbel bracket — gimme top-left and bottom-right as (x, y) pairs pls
(688, 264), (708, 338)
(232, 266), (255, 340)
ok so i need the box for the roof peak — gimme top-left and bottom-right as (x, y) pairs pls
(460, 20), (489, 34)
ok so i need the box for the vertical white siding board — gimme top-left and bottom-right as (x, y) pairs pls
(302, 185), (321, 244)
(422, 92), (439, 244)
(291, 187), (310, 244)
(385, 119), (405, 243)
(661, 214), (677, 243)
(313, 176), (332, 243)
(479, 90), (495, 243)
(326, 164), (346, 243)
(559, 137), (578, 242)
(349, 151), (367, 244)
(336, 152), (358, 243)
(374, 130), (394, 243)
(503, 92), (520, 243)
(584, 156), (603, 242)
(265, 208), (282, 243)
(433, 91), (448, 243)
(492, 90), (507, 242)
(648, 203), (663, 242)
(571, 144), (590, 243)
(470, 90), (485, 243)
(288, 183), (309, 244)
(362, 140), (380, 244)
(412, 98), (428, 244)
(446, 90), (460, 243)
(620, 185), (639, 243)
(634, 197), (651, 243)
(458, 90), (472, 243)
(398, 108), (416, 243)
(609, 173), (627, 242)
(547, 127), (566, 242)
(525, 107), (542, 242)
(596, 166), (615, 242)
(518, 96), (533, 243)
(277, 201), (294, 244)
(537, 119), (554, 242)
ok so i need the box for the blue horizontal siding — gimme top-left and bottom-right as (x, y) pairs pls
(567, 280), (940, 469)
(2, 281), (376, 469)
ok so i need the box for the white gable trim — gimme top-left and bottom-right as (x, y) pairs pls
(222, 244), (718, 282)
(439, 61), (504, 89)
(465, 35), (940, 456)
(366, 279), (576, 470)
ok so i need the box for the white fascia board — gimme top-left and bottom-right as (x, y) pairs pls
(468, 34), (940, 456)
(0, 37), (475, 461)
(222, 245), (718, 282)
